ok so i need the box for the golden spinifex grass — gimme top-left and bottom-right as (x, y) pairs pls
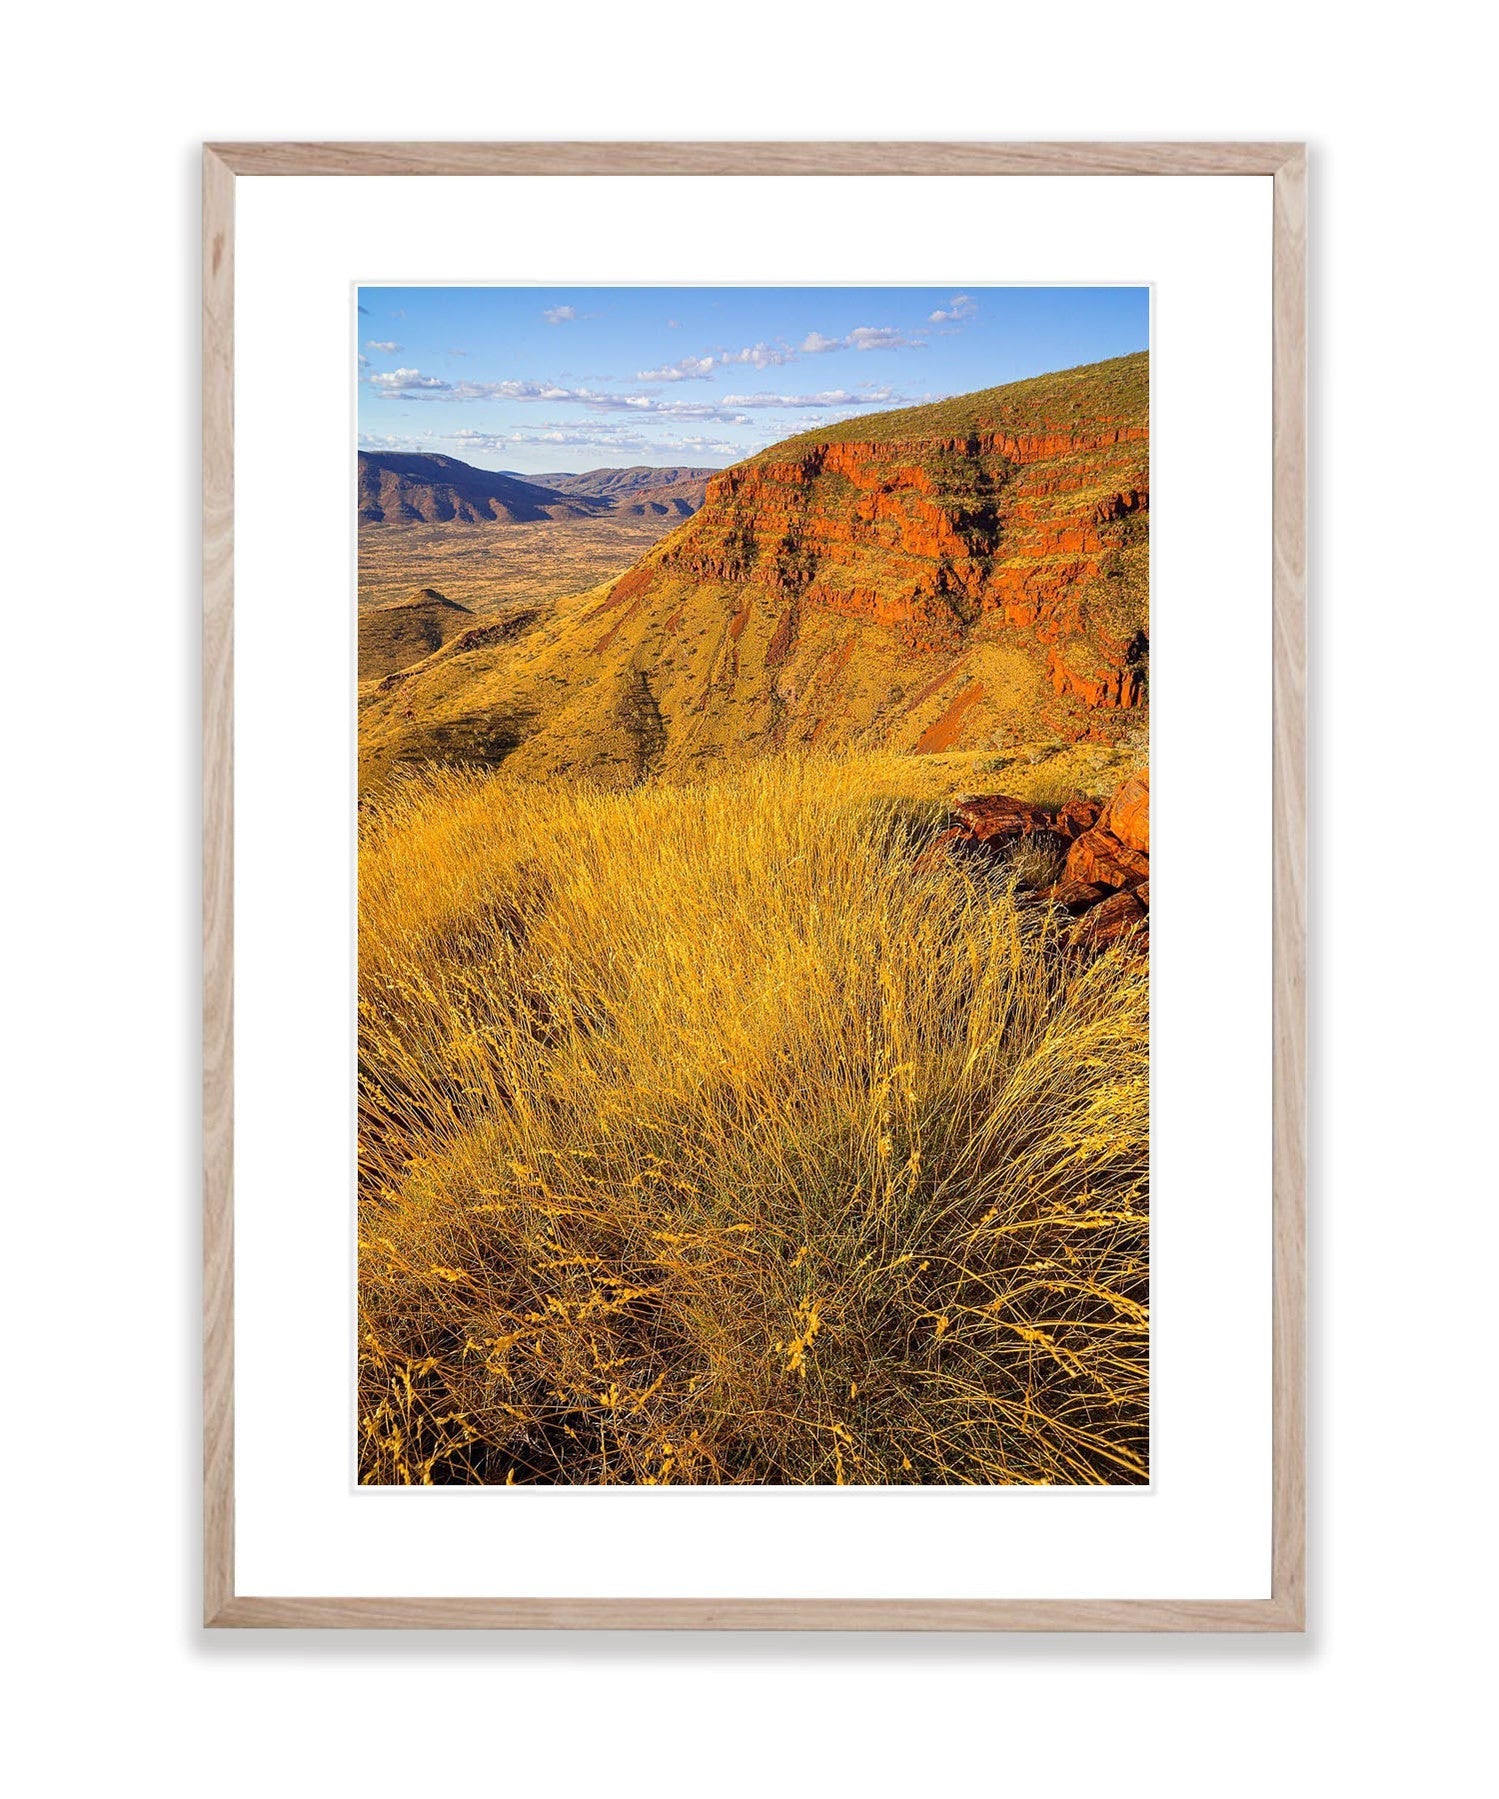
(358, 757), (1149, 1485)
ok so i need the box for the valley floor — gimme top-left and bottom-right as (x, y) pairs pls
(358, 514), (681, 615)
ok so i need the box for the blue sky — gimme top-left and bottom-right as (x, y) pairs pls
(356, 286), (1148, 474)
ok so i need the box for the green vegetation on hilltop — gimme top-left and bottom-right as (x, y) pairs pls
(753, 351), (1149, 459)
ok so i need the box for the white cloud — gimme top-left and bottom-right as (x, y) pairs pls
(928, 294), (978, 324)
(359, 430), (436, 451)
(719, 341), (796, 369)
(663, 433), (741, 454)
(367, 366), (913, 426)
(365, 339), (402, 353)
(371, 369), (755, 422)
(448, 424), (740, 459)
(798, 326), (926, 354)
(722, 387), (905, 410)
(542, 305), (577, 324)
(367, 367), (451, 392)
(636, 354), (719, 381)
(845, 325), (919, 352)
(453, 425), (650, 451)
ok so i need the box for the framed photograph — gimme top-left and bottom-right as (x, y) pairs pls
(204, 141), (1305, 1629)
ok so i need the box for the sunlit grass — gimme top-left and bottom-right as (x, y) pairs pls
(359, 755), (1148, 1485)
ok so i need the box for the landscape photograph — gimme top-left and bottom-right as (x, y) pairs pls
(357, 286), (1152, 1486)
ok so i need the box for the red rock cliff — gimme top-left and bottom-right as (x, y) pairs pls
(642, 423), (1148, 709)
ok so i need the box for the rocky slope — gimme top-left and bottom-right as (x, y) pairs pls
(357, 354), (1149, 789)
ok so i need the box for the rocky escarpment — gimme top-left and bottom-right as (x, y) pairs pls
(558, 353), (1150, 771)
(664, 428), (1147, 694)
(356, 355), (1151, 790)
(931, 768), (1151, 952)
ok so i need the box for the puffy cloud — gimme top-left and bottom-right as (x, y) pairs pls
(928, 294), (977, 324)
(359, 430), (436, 451)
(630, 324), (931, 387)
(636, 355), (719, 381)
(799, 326), (926, 354)
(370, 370), (754, 422)
(367, 367), (451, 392)
(542, 305), (577, 324)
(663, 433), (742, 454)
(364, 339), (402, 353)
(845, 325), (919, 352)
(719, 341), (796, 369)
(637, 343), (795, 378)
(367, 367), (912, 425)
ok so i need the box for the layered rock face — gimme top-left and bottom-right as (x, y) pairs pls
(554, 356), (1151, 774)
(677, 427), (1147, 682)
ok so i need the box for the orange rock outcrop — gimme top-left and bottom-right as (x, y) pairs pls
(632, 425), (1149, 714)
(931, 769), (1151, 953)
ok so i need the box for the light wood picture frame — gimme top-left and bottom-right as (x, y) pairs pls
(203, 140), (1306, 1631)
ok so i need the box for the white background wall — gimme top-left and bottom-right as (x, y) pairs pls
(4, 5), (1493, 1793)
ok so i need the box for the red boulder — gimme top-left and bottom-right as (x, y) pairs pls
(1064, 826), (1150, 892)
(1070, 888), (1148, 952)
(951, 793), (1057, 846)
(1104, 768), (1149, 855)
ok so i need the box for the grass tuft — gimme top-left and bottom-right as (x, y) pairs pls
(359, 756), (1148, 1485)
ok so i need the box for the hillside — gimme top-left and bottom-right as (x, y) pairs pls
(357, 453), (604, 525)
(358, 353), (1149, 790)
(757, 351), (1148, 454)
(358, 587), (474, 680)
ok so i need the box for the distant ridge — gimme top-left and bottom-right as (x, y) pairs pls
(535, 466), (715, 514)
(358, 453), (602, 525)
(358, 453), (713, 525)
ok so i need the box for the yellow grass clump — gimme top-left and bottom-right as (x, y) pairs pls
(358, 755), (1148, 1485)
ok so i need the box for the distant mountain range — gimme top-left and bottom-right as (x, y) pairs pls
(528, 466), (714, 515)
(358, 453), (714, 525)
